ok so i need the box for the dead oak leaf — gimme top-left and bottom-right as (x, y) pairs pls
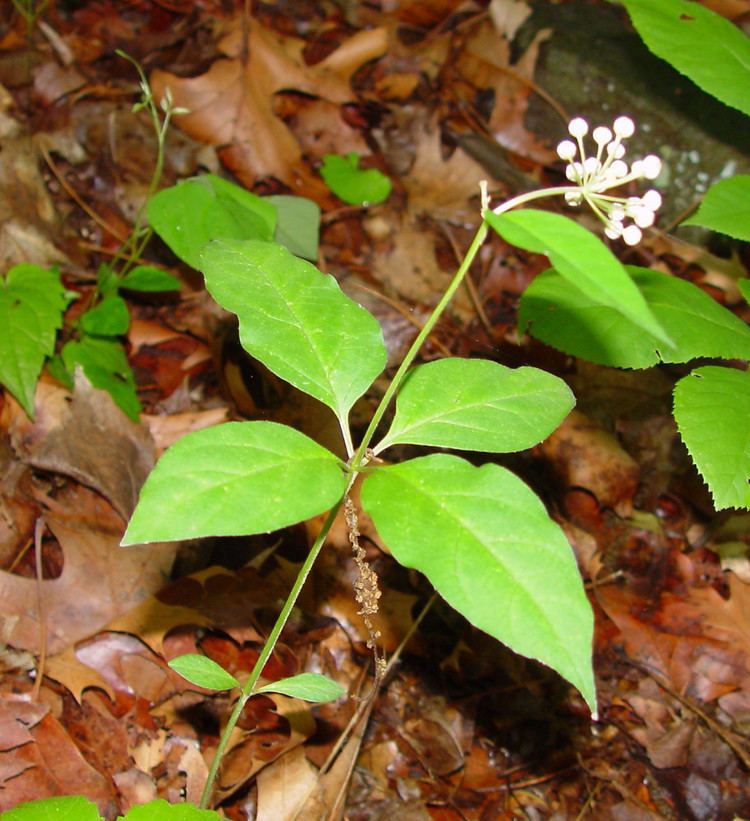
(152, 20), (387, 188)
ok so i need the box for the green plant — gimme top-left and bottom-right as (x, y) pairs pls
(118, 113), (684, 806)
(518, 0), (750, 510)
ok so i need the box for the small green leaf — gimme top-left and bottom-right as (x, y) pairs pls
(1, 796), (101, 821)
(0, 264), (69, 417)
(121, 265), (182, 292)
(80, 295), (130, 335)
(519, 266), (750, 368)
(122, 421), (347, 545)
(200, 240), (386, 424)
(487, 210), (671, 346)
(361, 454), (596, 715)
(168, 654), (240, 690)
(739, 279), (750, 306)
(255, 672), (346, 702)
(62, 336), (141, 421)
(375, 358), (574, 455)
(266, 195), (321, 261)
(320, 153), (392, 206)
(683, 176), (750, 241)
(148, 174), (276, 269)
(673, 366), (750, 510)
(616, 0), (750, 118)
(120, 800), (221, 820)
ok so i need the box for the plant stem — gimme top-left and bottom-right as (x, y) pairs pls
(199, 496), (347, 809)
(353, 184), (566, 464)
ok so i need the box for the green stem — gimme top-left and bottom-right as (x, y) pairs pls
(199, 495), (347, 809)
(353, 183), (568, 465)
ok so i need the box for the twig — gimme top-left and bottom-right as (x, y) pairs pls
(31, 517), (47, 703)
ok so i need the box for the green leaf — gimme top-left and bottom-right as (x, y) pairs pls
(148, 174), (276, 269)
(200, 240), (386, 423)
(255, 672), (346, 702)
(62, 336), (141, 421)
(0, 264), (69, 417)
(168, 653), (240, 690)
(683, 176), (750, 241)
(361, 454), (596, 715)
(740, 279), (750, 306)
(97, 263), (119, 298)
(120, 800), (221, 820)
(320, 153), (392, 206)
(375, 358), (574, 455)
(80, 295), (130, 335)
(121, 265), (182, 292)
(486, 210), (671, 345)
(266, 195), (321, 261)
(1, 796), (101, 821)
(122, 421), (347, 544)
(673, 366), (750, 510)
(519, 266), (750, 368)
(616, 0), (750, 117)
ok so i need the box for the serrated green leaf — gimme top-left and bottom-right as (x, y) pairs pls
(266, 195), (321, 261)
(120, 799), (220, 820)
(62, 336), (141, 421)
(121, 265), (182, 292)
(148, 174), (276, 269)
(122, 421), (347, 545)
(1, 796), (101, 821)
(519, 266), (750, 368)
(673, 366), (750, 510)
(255, 672), (346, 702)
(616, 0), (750, 117)
(320, 153), (392, 206)
(361, 454), (596, 714)
(683, 176), (750, 241)
(80, 295), (130, 335)
(375, 358), (574, 455)
(168, 653), (240, 690)
(486, 210), (671, 346)
(200, 240), (386, 423)
(0, 264), (69, 417)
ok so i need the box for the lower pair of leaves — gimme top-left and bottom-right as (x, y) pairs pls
(122, 421), (596, 716)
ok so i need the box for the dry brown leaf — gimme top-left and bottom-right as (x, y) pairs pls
(142, 408), (229, 454)
(403, 120), (490, 221)
(6, 373), (155, 520)
(0, 484), (175, 657)
(152, 19), (387, 188)
(539, 410), (640, 516)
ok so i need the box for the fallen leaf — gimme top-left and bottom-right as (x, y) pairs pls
(0, 483), (175, 656)
(152, 19), (387, 188)
(6, 372), (155, 520)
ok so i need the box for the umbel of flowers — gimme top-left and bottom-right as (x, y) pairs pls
(554, 115), (662, 246)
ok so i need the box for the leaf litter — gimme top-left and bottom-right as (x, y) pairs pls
(1, 0), (750, 818)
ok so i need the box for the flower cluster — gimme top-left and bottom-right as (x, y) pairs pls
(556, 116), (662, 246)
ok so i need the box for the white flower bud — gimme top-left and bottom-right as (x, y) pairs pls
(568, 117), (589, 138)
(634, 207), (655, 228)
(641, 189), (662, 210)
(606, 142), (625, 159)
(565, 191), (583, 205)
(557, 140), (577, 161)
(605, 224), (623, 239)
(613, 116), (635, 138)
(593, 126), (613, 146)
(608, 160), (628, 179)
(583, 157), (600, 175)
(641, 155), (662, 180)
(622, 225), (642, 245)
(630, 159), (643, 177)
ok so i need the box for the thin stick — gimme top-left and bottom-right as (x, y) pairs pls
(31, 517), (47, 703)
